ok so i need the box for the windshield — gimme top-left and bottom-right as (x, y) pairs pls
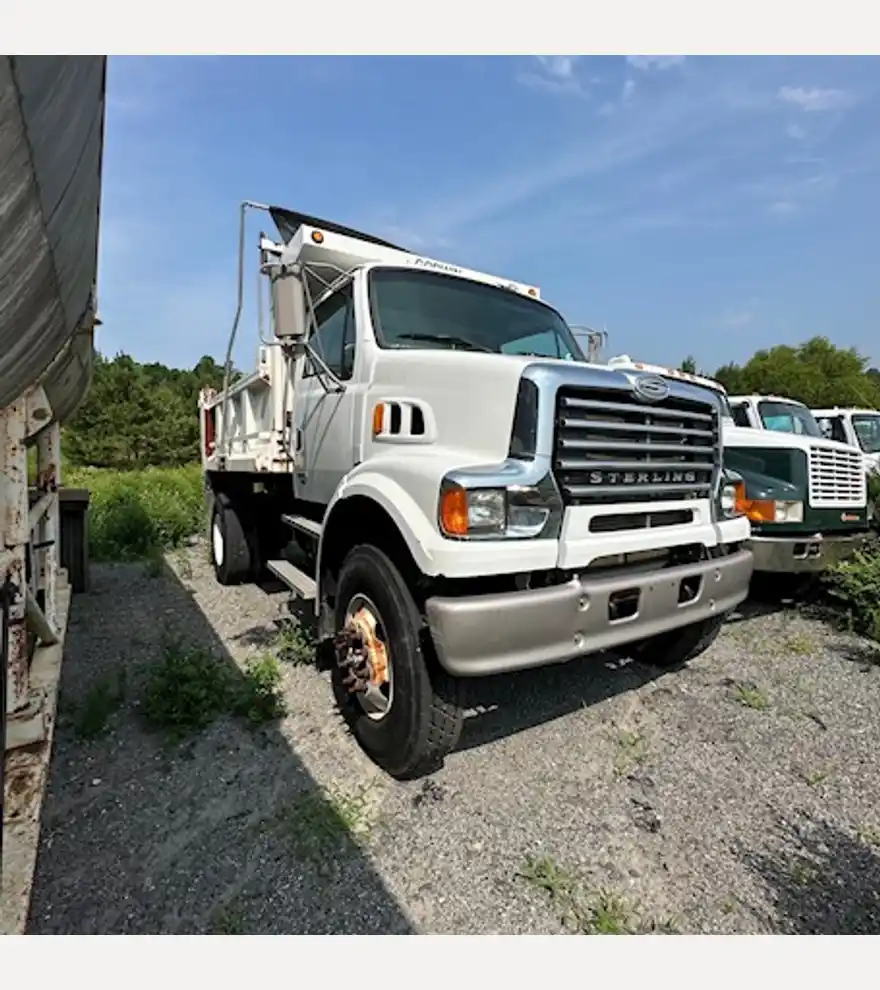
(853, 414), (880, 454)
(717, 393), (733, 419)
(757, 400), (821, 437)
(368, 268), (584, 360)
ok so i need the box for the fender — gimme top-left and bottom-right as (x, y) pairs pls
(315, 470), (441, 605)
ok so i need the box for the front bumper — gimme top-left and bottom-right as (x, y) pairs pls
(750, 531), (871, 574)
(425, 548), (753, 677)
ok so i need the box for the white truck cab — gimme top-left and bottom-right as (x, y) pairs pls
(200, 204), (753, 779)
(812, 407), (880, 475)
(728, 394), (821, 437)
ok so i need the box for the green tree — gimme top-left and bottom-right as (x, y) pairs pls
(713, 336), (880, 407)
(679, 355), (697, 374)
(64, 352), (228, 469)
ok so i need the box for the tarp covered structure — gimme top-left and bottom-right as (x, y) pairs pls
(0, 56), (106, 415)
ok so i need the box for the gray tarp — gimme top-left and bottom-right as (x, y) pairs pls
(0, 56), (106, 415)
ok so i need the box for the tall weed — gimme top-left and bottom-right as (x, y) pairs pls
(67, 464), (204, 561)
(825, 541), (880, 643)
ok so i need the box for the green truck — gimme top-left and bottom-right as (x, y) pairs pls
(607, 361), (871, 600)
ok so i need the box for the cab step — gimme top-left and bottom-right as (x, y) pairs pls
(266, 559), (317, 601)
(281, 514), (323, 540)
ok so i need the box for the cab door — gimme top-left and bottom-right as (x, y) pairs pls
(293, 280), (359, 507)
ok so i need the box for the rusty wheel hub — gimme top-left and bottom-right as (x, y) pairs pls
(335, 598), (392, 718)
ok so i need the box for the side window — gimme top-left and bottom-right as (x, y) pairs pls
(818, 416), (847, 444)
(731, 404), (750, 428)
(305, 283), (355, 381)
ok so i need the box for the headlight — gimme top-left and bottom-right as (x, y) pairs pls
(719, 481), (741, 518)
(719, 480), (803, 523)
(737, 492), (804, 524)
(438, 479), (558, 539)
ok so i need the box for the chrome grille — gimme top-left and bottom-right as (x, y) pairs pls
(808, 445), (866, 508)
(553, 387), (720, 506)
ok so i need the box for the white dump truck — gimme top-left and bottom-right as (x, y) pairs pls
(199, 204), (753, 779)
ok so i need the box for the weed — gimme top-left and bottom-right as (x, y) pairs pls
(613, 729), (649, 776)
(782, 632), (818, 658)
(857, 823), (880, 848)
(517, 854), (673, 935)
(143, 546), (165, 579)
(233, 654), (286, 727)
(788, 859), (818, 887)
(67, 463), (204, 562)
(270, 782), (378, 860)
(142, 638), (285, 740)
(824, 543), (880, 644)
(730, 681), (772, 711)
(208, 900), (246, 935)
(74, 668), (128, 740)
(274, 622), (314, 666)
(802, 766), (835, 788)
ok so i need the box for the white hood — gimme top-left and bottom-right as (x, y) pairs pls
(723, 421), (861, 456)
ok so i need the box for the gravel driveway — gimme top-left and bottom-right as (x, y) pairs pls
(28, 543), (880, 934)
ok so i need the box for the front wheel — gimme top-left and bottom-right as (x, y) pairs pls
(628, 614), (726, 671)
(331, 545), (463, 780)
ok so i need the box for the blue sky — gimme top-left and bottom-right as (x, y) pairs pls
(99, 55), (880, 374)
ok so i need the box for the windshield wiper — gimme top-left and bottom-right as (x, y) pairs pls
(395, 333), (493, 353)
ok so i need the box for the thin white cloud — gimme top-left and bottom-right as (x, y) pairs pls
(785, 122), (808, 140)
(534, 55), (581, 79)
(626, 55), (686, 72)
(777, 85), (856, 112)
(768, 200), (797, 216)
(519, 55), (589, 97)
(622, 78), (637, 104)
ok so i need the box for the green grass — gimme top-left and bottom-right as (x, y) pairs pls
(516, 855), (678, 935)
(142, 637), (286, 741)
(66, 463), (204, 561)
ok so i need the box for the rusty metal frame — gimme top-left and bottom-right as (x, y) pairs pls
(2, 383), (70, 930)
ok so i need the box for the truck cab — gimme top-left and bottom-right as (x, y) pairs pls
(811, 407), (880, 476)
(200, 204), (753, 779)
(607, 361), (870, 595)
(727, 394), (821, 437)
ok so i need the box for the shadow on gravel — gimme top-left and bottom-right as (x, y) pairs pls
(456, 653), (665, 754)
(740, 817), (880, 934)
(27, 562), (412, 935)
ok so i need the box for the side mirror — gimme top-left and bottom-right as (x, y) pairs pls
(268, 263), (307, 339)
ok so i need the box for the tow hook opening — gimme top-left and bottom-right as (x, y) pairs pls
(793, 542), (822, 560)
(608, 588), (640, 622)
(678, 574), (702, 605)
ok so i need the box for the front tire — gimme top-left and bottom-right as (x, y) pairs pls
(331, 545), (463, 780)
(629, 614), (726, 670)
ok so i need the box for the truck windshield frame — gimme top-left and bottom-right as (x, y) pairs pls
(757, 400), (822, 438)
(852, 413), (880, 453)
(367, 267), (585, 361)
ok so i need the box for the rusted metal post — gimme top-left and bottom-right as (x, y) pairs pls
(0, 398), (29, 714)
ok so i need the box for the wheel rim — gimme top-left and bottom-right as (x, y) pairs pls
(343, 593), (393, 721)
(212, 517), (224, 567)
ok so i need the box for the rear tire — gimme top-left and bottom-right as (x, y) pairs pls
(210, 493), (256, 585)
(629, 614), (726, 671)
(331, 544), (463, 780)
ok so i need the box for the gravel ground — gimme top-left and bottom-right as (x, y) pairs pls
(28, 543), (880, 934)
